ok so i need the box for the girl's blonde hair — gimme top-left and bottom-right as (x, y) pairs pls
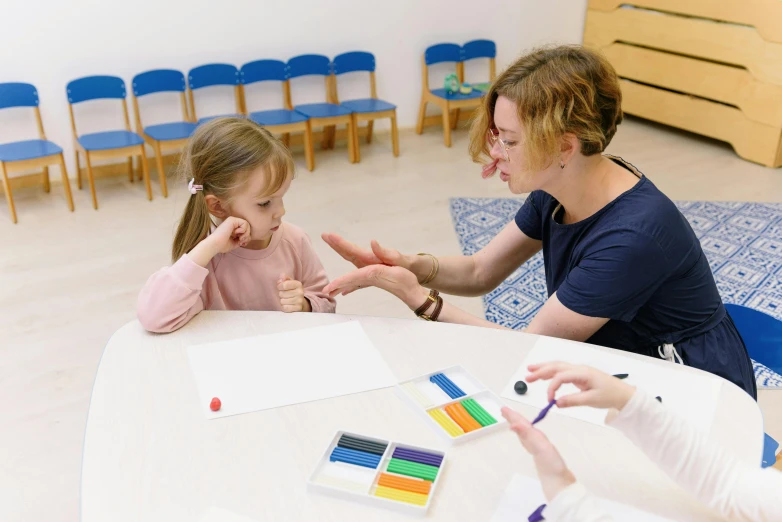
(172, 117), (294, 262)
(469, 45), (623, 171)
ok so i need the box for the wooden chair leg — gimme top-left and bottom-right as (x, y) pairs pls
(127, 156), (134, 182)
(74, 150), (82, 190)
(0, 162), (17, 224)
(42, 166), (50, 193)
(85, 151), (98, 210)
(303, 123), (315, 172)
(442, 107), (452, 148)
(366, 120), (374, 144)
(416, 99), (427, 135)
(451, 109), (460, 130)
(351, 115), (361, 163)
(321, 126), (331, 150)
(347, 119), (356, 164)
(153, 142), (168, 198)
(329, 125), (336, 149)
(57, 154), (75, 212)
(282, 133), (290, 147)
(390, 113), (399, 157)
(139, 146), (152, 201)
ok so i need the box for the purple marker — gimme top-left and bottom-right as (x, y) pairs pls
(531, 399), (557, 425)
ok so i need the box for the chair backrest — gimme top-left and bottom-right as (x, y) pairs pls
(67, 75), (126, 104)
(188, 64), (240, 90)
(132, 69), (187, 97)
(424, 43), (462, 66)
(287, 54), (331, 79)
(462, 39), (496, 61)
(240, 60), (287, 85)
(333, 52), (375, 75)
(0, 82), (39, 109)
(725, 304), (782, 373)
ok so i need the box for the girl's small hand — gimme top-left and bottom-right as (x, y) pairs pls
(278, 274), (311, 313)
(208, 217), (251, 254)
(501, 407), (576, 501)
(526, 362), (636, 411)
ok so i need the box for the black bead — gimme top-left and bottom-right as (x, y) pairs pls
(514, 380), (528, 395)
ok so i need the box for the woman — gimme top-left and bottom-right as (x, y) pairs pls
(322, 45), (756, 398)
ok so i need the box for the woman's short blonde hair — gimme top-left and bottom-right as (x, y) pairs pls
(469, 45), (623, 171)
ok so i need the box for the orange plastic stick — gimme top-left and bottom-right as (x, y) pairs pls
(378, 472), (432, 495)
(444, 403), (482, 432)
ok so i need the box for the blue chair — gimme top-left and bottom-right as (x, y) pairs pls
(239, 59), (314, 171)
(132, 69), (197, 198)
(453, 39), (497, 127)
(0, 82), (74, 223)
(416, 43), (484, 147)
(287, 54), (356, 163)
(725, 304), (782, 375)
(332, 51), (399, 162)
(187, 64), (243, 124)
(67, 75), (151, 208)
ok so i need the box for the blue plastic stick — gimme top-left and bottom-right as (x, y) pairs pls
(430, 373), (466, 399)
(329, 447), (381, 469)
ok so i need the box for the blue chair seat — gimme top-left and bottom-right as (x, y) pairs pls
(197, 114), (244, 126)
(144, 121), (197, 141)
(0, 139), (62, 162)
(430, 88), (484, 101)
(249, 109), (308, 126)
(339, 98), (396, 113)
(78, 130), (144, 151)
(294, 103), (352, 119)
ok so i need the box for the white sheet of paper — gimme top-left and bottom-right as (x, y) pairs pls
(501, 336), (722, 431)
(187, 321), (397, 419)
(492, 474), (675, 522)
(199, 506), (258, 522)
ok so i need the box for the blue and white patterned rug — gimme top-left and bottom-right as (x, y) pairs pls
(450, 198), (782, 389)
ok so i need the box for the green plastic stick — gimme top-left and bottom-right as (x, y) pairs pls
(462, 399), (497, 427)
(387, 458), (439, 481)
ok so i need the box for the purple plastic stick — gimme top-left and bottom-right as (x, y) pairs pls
(392, 448), (443, 467)
(531, 400), (557, 425)
(528, 503), (546, 521)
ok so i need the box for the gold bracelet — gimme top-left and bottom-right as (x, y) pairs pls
(417, 253), (439, 285)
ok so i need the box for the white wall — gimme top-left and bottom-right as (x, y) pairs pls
(0, 0), (587, 175)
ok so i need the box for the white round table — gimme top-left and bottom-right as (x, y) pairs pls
(81, 312), (763, 521)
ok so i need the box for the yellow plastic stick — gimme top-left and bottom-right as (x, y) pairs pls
(374, 485), (429, 506)
(428, 408), (464, 437)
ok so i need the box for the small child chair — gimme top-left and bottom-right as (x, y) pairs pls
(331, 51), (399, 162)
(187, 64), (243, 124)
(287, 54), (356, 163)
(132, 69), (197, 197)
(66, 75), (152, 209)
(450, 39), (497, 129)
(416, 43), (483, 147)
(239, 59), (314, 171)
(0, 82), (74, 223)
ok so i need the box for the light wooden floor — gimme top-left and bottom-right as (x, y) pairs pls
(2, 117), (781, 522)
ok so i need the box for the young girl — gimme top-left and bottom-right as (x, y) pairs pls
(137, 118), (335, 333)
(502, 362), (781, 521)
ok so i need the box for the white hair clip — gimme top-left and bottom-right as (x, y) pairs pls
(188, 178), (203, 195)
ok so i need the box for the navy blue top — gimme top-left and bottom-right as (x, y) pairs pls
(514, 157), (756, 397)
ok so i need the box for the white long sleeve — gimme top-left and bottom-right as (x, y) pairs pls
(608, 390), (782, 522)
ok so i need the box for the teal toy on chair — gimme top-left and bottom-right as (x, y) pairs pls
(444, 73), (459, 96)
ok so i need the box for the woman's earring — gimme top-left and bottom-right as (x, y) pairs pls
(560, 161), (565, 169)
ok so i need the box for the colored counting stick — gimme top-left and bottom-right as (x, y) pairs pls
(531, 400), (557, 425)
(528, 503), (546, 522)
(428, 409), (465, 437)
(313, 474), (369, 494)
(330, 447), (381, 469)
(401, 382), (434, 408)
(387, 458), (439, 482)
(374, 485), (428, 506)
(378, 472), (432, 495)
(461, 399), (497, 427)
(429, 373), (466, 399)
(392, 447), (443, 467)
(444, 403), (482, 432)
(337, 437), (387, 456)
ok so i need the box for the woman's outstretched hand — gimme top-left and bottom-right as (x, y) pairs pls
(322, 263), (429, 309)
(322, 233), (411, 271)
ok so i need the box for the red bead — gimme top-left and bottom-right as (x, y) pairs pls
(210, 397), (221, 411)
